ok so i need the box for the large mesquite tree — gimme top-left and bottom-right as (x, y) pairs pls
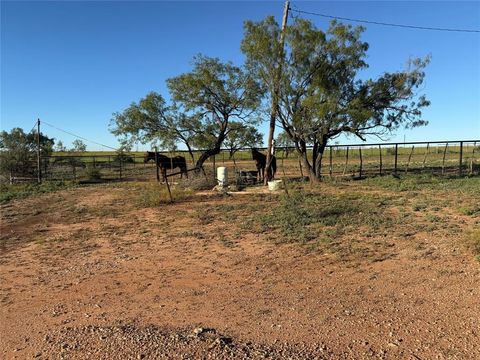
(167, 55), (263, 170)
(242, 17), (430, 181)
(110, 92), (199, 163)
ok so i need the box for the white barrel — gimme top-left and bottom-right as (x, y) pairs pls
(268, 179), (283, 191)
(217, 167), (228, 186)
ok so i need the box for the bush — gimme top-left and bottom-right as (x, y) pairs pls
(258, 189), (394, 244)
(464, 229), (480, 262)
(83, 167), (102, 181)
(177, 174), (217, 191)
(136, 182), (193, 206)
(0, 181), (72, 203)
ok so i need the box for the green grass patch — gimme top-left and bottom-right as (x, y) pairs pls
(258, 190), (395, 244)
(361, 174), (480, 193)
(136, 182), (193, 207)
(0, 181), (75, 203)
(463, 229), (480, 262)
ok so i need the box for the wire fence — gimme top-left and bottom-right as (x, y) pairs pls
(4, 140), (479, 185)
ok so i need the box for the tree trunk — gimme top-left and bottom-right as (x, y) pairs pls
(194, 122), (227, 172)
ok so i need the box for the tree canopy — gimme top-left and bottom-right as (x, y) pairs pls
(0, 128), (54, 179)
(167, 55), (263, 169)
(110, 92), (198, 162)
(242, 17), (430, 180)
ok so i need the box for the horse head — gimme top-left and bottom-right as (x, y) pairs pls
(144, 151), (155, 163)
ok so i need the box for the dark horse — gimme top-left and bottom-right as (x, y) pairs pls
(251, 148), (276, 182)
(144, 152), (188, 181)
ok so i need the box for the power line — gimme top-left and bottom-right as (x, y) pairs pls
(41, 120), (121, 152)
(289, 8), (480, 33)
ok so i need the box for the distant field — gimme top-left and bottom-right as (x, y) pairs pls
(37, 143), (478, 182)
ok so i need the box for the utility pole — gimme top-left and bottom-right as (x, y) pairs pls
(265, 0), (289, 184)
(37, 118), (42, 183)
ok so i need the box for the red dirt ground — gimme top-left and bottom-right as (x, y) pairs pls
(0, 181), (479, 359)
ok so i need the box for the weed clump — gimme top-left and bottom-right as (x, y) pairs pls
(136, 182), (193, 207)
(0, 181), (73, 203)
(259, 190), (393, 245)
(464, 229), (480, 262)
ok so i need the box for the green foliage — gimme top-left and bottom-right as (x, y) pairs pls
(72, 139), (87, 152)
(242, 17), (430, 180)
(225, 122), (263, 158)
(0, 181), (72, 203)
(83, 166), (102, 181)
(110, 92), (198, 162)
(136, 182), (192, 207)
(464, 229), (480, 261)
(0, 127), (54, 179)
(276, 130), (295, 156)
(167, 55), (263, 168)
(259, 190), (394, 244)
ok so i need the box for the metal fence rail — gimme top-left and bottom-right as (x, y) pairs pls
(5, 140), (479, 184)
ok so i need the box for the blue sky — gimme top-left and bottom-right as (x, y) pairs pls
(1, 1), (479, 151)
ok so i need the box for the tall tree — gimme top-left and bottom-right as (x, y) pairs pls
(276, 130), (294, 158)
(72, 139), (87, 152)
(224, 122), (263, 161)
(243, 18), (430, 181)
(167, 55), (263, 170)
(0, 128), (54, 179)
(110, 92), (198, 163)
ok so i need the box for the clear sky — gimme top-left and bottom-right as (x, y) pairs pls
(1, 1), (479, 151)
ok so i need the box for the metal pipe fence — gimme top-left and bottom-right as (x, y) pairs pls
(4, 140), (479, 184)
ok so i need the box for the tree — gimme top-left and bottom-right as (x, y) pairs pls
(276, 131), (294, 158)
(55, 140), (67, 152)
(167, 54), (263, 170)
(224, 122), (263, 164)
(72, 139), (87, 152)
(242, 17), (429, 181)
(0, 128), (54, 180)
(110, 92), (198, 163)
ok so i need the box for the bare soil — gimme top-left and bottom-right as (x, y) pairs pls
(1, 179), (479, 359)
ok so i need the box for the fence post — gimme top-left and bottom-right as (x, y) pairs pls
(422, 143), (430, 169)
(394, 144), (398, 175)
(359, 147), (363, 178)
(37, 119), (42, 183)
(119, 154), (123, 180)
(459, 141), (463, 175)
(343, 146), (349, 176)
(442, 143), (448, 174)
(165, 175), (173, 203)
(470, 142), (476, 175)
(379, 145), (382, 176)
(212, 154), (216, 181)
(329, 146), (333, 177)
(405, 146), (414, 174)
(93, 156), (96, 169)
(154, 147), (160, 182)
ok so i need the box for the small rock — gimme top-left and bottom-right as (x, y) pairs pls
(193, 327), (204, 336)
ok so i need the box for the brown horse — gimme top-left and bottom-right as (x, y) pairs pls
(251, 148), (276, 182)
(144, 152), (188, 181)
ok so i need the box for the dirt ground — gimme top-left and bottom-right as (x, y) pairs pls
(1, 177), (479, 359)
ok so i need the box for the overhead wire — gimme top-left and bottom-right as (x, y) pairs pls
(41, 120), (126, 153)
(289, 7), (480, 33)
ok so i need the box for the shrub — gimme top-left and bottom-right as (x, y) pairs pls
(136, 182), (193, 206)
(177, 174), (217, 191)
(83, 167), (102, 181)
(464, 229), (480, 262)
